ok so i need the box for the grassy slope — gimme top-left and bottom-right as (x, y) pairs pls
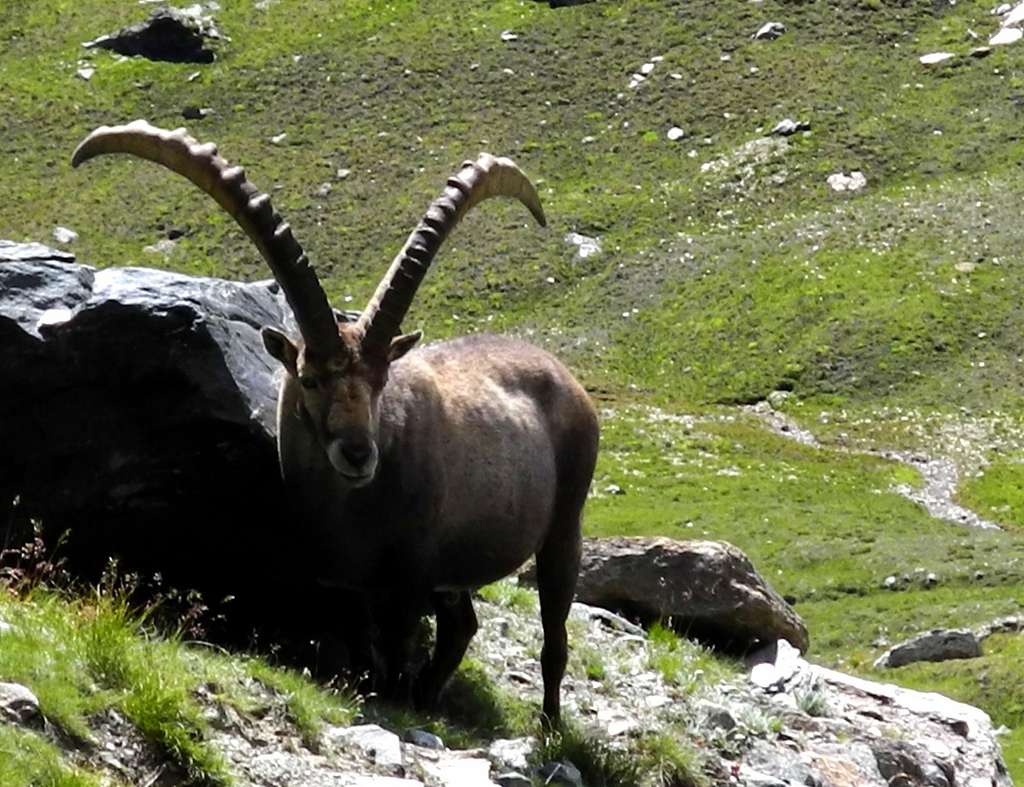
(4, 0), (1024, 779)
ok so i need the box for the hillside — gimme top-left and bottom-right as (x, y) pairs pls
(3, 0), (1024, 782)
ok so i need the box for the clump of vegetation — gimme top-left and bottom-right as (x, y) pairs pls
(477, 577), (537, 613)
(646, 623), (736, 693)
(536, 720), (707, 787)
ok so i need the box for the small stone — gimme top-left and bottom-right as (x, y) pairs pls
(640, 62), (655, 74)
(337, 168), (352, 180)
(564, 232), (601, 259)
(604, 484), (625, 496)
(0, 620), (13, 635)
(955, 262), (977, 273)
(990, 26), (1023, 45)
(53, 226), (78, 244)
(919, 51), (956, 64)
(76, 66), (95, 81)
(315, 182), (333, 197)
(0, 682), (42, 728)
(884, 575), (898, 589)
(667, 126), (685, 141)
(969, 46), (993, 58)
(995, 2), (1012, 14)
(403, 728), (444, 750)
(500, 30), (519, 42)
(321, 724), (403, 768)
(925, 571), (938, 586)
(182, 105), (212, 120)
(769, 118), (811, 136)
(536, 761), (583, 787)
(270, 132), (287, 144)
(826, 171), (867, 192)
(752, 22), (786, 40)
(488, 738), (534, 773)
(496, 773), (532, 787)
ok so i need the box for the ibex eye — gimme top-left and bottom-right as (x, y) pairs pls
(300, 376), (318, 390)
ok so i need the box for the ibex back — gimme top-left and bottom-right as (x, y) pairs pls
(72, 121), (599, 724)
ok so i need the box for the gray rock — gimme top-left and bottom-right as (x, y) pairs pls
(83, 7), (219, 63)
(536, 761), (583, 787)
(752, 22), (786, 40)
(0, 682), (42, 728)
(402, 728), (444, 750)
(0, 620), (12, 635)
(420, 755), (496, 786)
(525, 537), (809, 653)
(976, 615), (1024, 640)
(872, 739), (952, 787)
(0, 239), (74, 264)
(874, 629), (982, 669)
(321, 724), (403, 768)
(487, 738), (534, 772)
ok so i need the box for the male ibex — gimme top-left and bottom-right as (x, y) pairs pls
(72, 121), (598, 724)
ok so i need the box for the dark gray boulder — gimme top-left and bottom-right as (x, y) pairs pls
(874, 628), (982, 669)
(0, 243), (347, 656)
(522, 536), (809, 653)
(83, 7), (220, 64)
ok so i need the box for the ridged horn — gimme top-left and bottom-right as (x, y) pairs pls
(357, 153), (546, 353)
(71, 120), (341, 355)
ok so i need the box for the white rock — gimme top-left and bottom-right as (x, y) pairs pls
(995, 3), (1013, 15)
(421, 756), (496, 787)
(53, 226), (78, 244)
(500, 30), (518, 42)
(640, 62), (655, 74)
(0, 682), (41, 727)
(321, 724), (403, 768)
(564, 232), (601, 259)
(36, 308), (74, 331)
(0, 621), (12, 635)
(487, 738), (534, 772)
(990, 26), (1023, 44)
(76, 66), (95, 81)
(1002, 2), (1024, 26)
(337, 168), (352, 180)
(667, 126), (685, 141)
(752, 21), (786, 40)
(919, 51), (956, 64)
(826, 171), (867, 192)
(270, 132), (288, 144)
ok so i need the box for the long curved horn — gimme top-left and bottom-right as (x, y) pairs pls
(71, 120), (341, 355)
(357, 153), (546, 353)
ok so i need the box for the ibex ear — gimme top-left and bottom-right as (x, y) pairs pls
(388, 330), (422, 363)
(261, 326), (299, 376)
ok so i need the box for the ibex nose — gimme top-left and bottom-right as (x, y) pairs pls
(341, 440), (373, 468)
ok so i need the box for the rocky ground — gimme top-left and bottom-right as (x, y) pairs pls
(1, 592), (1012, 786)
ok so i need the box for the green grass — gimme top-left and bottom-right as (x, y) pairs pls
(0, 587), (360, 785)
(959, 459), (1024, 531)
(536, 720), (707, 787)
(0, 726), (106, 787)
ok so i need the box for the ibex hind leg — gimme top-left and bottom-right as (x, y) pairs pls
(414, 590), (478, 710)
(535, 515), (582, 729)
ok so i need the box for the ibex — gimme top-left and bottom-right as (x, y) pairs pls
(72, 121), (599, 724)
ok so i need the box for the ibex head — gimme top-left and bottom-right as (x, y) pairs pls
(73, 121), (546, 487)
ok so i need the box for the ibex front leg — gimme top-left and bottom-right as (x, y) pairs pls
(414, 590), (478, 709)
